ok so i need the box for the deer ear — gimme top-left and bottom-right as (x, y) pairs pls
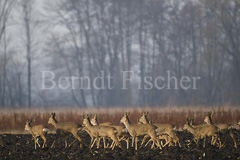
(146, 112), (149, 116)
(127, 112), (130, 116)
(29, 119), (32, 124)
(190, 119), (194, 124)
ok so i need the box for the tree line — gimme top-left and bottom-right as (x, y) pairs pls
(0, 0), (239, 107)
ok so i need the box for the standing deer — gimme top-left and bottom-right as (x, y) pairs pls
(186, 118), (220, 147)
(25, 119), (48, 149)
(120, 112), (161, 150)
(91, 114), (130, 149)
(183, 119), (222, 148)
(48, 112), (82, 148)
(84, 114), (111, 148)
(204, 112), (237, 148)
(82, 114), (121, 150)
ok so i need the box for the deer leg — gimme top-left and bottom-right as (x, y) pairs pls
(84, 127), (93, 147)
(177, 139), (182, 147)
(109, 140), (114, 149)
(114, 135), (121, 149)
(144, 138), (159, 149)
(34, 137), (37, 149)
(167, 136), (174, 147)
(51, 133), (60, 148)
(97, 136), (100, 148)
(213, 134), (221, 148)
(41, 135), (47, 148)
(104, 137), (108, 148)
(211, 136), (216, 146)
(36, 137), (41, 148)
(150, 139), (155, 149)
(196, 138), (200, 148)
(145, 139), (152, 147)
(211, 136), (214, 145)
(203, 138), (206, 148)
(106, 137), (111, 148)
(119, 136), (124, 141)
(147, 138), (160, 149)
(155, 139), (162, 150)
(72, 132), (82, 148)
(135, 137), (138, 150)
(90, 136), (96, 148)
(163, 141), (170, 147)
(68, 139), (77, 147)
(131, 136), (134, 147)
(91, 138), (97, 148)
(111, 136), (118, 150)
(103, 137), (106, 148)
(151, 140), (156, 149)
(141, 135), (149, 146)
(90, 135), (94, 146)
(120, 136), (128, 148)
(111, 141), (116, 150)
(64, 137), (68, 148)
(163, 137), (171, 147)
(218, 136), (222, 149)
(229, 129), (237, 149)
(126, 137), (129, 149)
(51, 140), (56, 148)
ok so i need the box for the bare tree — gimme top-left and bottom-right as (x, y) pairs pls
(0, 0), (16, 42)
(21, 0), (33, 108)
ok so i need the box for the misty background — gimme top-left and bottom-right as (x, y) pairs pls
(0, 0), (240, 108)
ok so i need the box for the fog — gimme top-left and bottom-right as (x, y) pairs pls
(0, 0), (240, 108)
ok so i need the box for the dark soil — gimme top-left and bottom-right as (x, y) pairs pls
(1, 130), (240, 160)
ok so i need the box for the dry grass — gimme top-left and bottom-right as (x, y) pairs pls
(0, 106), (240, 134)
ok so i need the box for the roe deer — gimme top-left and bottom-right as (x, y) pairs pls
(186, 118), (220, 147)
(138, 112), (180, 147)
(25, 119), (48, 149)
(91, 114), (130, 149)
(145, 134), (180, 147)
(83, 114), (121, 150)
(91, 114), (114, 127)
(84, 114), (112, 148)
(204, 112), (237, 148)
(183, 120), (221, 149)
(48, 112), (82, 148)
(120, 112), (161, 150)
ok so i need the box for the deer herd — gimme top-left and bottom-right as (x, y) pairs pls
(24, 112), (240, 150)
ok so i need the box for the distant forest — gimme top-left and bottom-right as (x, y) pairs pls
(0, 0), (239, 107)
